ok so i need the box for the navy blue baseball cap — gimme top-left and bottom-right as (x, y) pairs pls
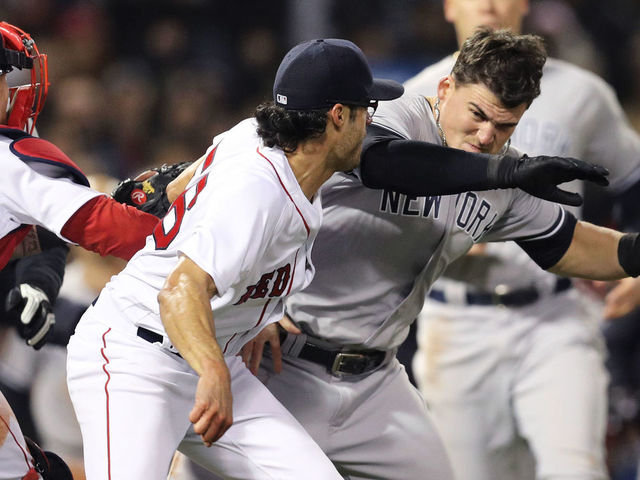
(273, 38), (404, 110)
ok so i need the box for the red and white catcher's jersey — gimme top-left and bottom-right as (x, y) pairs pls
(0, 128), (101, 269)
(96, 119), (322, 355)
(0, 391), (39, 480)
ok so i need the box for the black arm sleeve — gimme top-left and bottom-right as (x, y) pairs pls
(14, 227), (69, 303)
(516, 211), (578, 270)
(360, 124), (502, 196)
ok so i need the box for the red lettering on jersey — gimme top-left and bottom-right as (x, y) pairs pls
(270, 264), (291, 297)
(252, 271), (275, 298)
(234, 263), (292, 305)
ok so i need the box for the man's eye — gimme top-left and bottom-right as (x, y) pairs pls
(472, 111), (483, 119)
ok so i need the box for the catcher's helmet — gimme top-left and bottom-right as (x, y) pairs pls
(0, 21), (48, 134)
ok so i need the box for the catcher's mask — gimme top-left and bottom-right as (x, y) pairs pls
(0, 21), (48, 134)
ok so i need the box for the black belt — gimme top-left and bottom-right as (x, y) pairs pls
(429, 277), (572, 308)
(137, 327), (182, 358)
(278, 325), (387, 376)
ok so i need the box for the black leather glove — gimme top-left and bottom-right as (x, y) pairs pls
(493, 154), (610, 206)
(5, 284), (55, 350)
(112, 161), (194, 217)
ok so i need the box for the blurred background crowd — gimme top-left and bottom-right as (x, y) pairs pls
(1, 0), (638, 180)
(1, 0), (640, 479)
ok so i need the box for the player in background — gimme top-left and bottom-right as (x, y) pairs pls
(404, 1), (640, 478)
(0, 20), (177, 480)
(66, 38), (405, 480)
(0, 21), (163, 351)
(235, 28), (633, 480)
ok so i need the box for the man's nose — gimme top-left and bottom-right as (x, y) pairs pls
(477, 122), (496, 145)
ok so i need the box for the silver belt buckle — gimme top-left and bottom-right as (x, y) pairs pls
(331, 352), (366, 376)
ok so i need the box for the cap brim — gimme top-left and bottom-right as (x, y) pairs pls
(369, 78), (404, 101)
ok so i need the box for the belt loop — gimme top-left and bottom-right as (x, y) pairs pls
(279, 327), (308, 357)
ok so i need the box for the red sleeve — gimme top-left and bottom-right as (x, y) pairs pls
(61, 196), (160, 260)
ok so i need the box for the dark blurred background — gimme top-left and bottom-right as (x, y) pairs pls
(2, 1), (640, 478)
(1, 0), (638, 180)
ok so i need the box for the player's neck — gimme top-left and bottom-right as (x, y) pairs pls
(286, 148), (335, 201)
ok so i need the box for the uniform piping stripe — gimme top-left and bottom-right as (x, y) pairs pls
(286, 250), (299, 296)
(517, 208), (565, 242)
(222, 333), (237, 354)
(100, 327), (113, 480)
(222, 298), (272, 354)
(256, 148), (310, 236)
(0, 414), (32, 470)
(254, 298), (272, 327)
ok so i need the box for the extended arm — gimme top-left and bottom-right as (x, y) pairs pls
(360, 125), (609, 205)
(548, 221), (627, 280)
(60, 196), (159, 260)
(158, 254), (232, 446)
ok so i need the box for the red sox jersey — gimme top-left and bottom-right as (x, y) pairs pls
(94, 119), (321, 356)
(285, 93), (573, 349)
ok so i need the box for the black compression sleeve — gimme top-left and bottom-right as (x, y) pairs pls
(360, 125), (504, 196)
(14, 228), (69, 303)
(618, 233), (640, 277)
(516, 211), (578, 270)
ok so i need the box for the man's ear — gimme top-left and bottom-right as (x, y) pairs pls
(328, 104), (346, 128)
(443, 0), (456, 23)
(437, 75), (454, 103)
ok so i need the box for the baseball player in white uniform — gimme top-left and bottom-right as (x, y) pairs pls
(0, 21), (162, 356)
(0, 21), (167, 479)
(66, 38), (405, 480)
(404, 1), (640, 479)
(240, 29), (635, 480)
(1, 390), (37, 480)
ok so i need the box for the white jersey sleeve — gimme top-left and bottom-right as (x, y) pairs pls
(0, 138), (101, 241)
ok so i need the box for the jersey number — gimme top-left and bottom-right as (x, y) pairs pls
(153, 149), (216, 249)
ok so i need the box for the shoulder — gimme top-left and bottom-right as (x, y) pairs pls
(1, 128), (89, 186)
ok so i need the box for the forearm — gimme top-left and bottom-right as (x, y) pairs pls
(158, 265), (226, 376)
(360, 138), (498, 196)
(61, 196), (159, 260)
(14, 228), (69, 303)
(166, 156), (205, 204)
(548, 221), (627, 280)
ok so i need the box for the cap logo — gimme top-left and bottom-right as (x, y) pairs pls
(276, 94), (287, 105)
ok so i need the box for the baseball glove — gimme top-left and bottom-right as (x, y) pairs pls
(112, 161), (193, 217)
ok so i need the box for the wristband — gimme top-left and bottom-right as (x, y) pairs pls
(618, 232), (640, 277)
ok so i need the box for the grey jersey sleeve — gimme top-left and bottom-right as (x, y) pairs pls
(481, 187), (577, 269)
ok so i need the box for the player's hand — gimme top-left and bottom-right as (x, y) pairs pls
(240, 315), (301, 375)
(189, 361), (233, 447)
(498, 154), (609, 206)
(603, 277), (640, 320)
(111, 161), (194, 218)
(5, 284), (55, 350)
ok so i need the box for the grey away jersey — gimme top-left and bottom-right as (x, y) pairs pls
(285, 93), (572, 350)
(405, 55), (640, 291)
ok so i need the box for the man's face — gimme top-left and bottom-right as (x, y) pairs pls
(437, 77), (526, 154)
(335, 106), (370, 172)
(444, 0), (529, 44)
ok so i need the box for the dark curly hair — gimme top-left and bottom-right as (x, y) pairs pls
(452, 28), (547, 108)
(255, 101), (330, 153)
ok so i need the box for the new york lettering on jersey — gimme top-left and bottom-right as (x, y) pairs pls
(379, 189), (498, 242)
